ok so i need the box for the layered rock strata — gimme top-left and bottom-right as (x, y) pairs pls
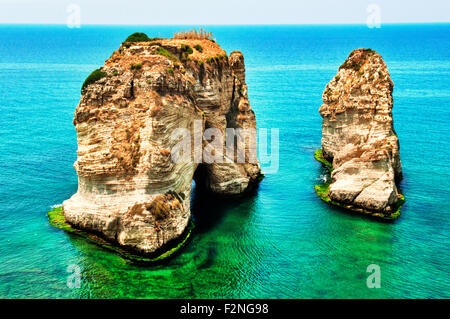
(63, 36), (261, 255)
(316, 48), (403, 218)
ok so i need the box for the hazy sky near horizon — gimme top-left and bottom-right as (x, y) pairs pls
(0, 0), (449, 25)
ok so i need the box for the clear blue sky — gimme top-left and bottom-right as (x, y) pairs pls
(0, 0), (449, 25)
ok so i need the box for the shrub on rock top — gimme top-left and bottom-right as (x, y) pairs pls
(81, 68), (107, 92)
(125, 32), (151, 43)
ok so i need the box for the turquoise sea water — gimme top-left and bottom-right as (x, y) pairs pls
(0, 24), (449, 298)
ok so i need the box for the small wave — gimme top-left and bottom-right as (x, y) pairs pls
(50, 204), (62, 209)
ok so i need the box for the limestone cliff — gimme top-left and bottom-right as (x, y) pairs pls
(63, 35), (261, 255)
(316, 49), (403, 218)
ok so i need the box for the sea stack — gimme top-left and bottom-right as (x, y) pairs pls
(62, 33), (261, 256)
(315, 49), (404, 219)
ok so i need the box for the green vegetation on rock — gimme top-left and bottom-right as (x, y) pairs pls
(125, 32), (151, 43)
(47, 206), (194, 264)
(339, 48), (376, 72)
(390, 194), (405, 219)
(313, 149), (402, 220)
(181, 44), (193, 54)
(194, 44), (203, 52)
(206, 55), (227, 63)
(130, 63), (142, 70)
(122, 33), (161, 48)
(180, 44), (193, 61)
(314, 149), (332, 170)
(81, 68), (107, 92)
(314, 181), (332, 203)
(155, 46), (177, 61)
(48, 206), (76, 232)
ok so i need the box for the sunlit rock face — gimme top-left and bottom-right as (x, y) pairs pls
(319, 49), (403, 215)
(63, 38), (261, 254)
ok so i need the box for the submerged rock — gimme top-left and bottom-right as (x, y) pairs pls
(316, 49), (403, 219)
(62, 35), (261, 256)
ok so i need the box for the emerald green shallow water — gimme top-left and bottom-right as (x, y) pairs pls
(0, 24), (449, 298)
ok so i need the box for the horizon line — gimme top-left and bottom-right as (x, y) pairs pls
(0, 21), (449, 27)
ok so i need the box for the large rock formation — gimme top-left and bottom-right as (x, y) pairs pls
(63, 35), (261, 255)
(317, 49), (403, 218)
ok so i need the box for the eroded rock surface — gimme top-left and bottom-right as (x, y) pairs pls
(318, 49), (403, 216)
(63, 37), (261, 254)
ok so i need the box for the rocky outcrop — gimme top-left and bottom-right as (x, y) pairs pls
(317, 49), (403, 218)
(62, 35), (261, 255)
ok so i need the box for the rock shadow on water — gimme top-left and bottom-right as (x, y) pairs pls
(190, 179), (260, 235)
(187, 178), (260, 273)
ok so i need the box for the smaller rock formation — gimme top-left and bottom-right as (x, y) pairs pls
(315, 48), (404, 219)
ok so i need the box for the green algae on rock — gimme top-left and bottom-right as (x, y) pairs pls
(314, 149), (404, 220)
(314, 149), (332, 170)
(48, 206), (193, 264)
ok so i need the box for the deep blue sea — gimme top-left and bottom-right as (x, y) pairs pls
(0, 24), (449, 298)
